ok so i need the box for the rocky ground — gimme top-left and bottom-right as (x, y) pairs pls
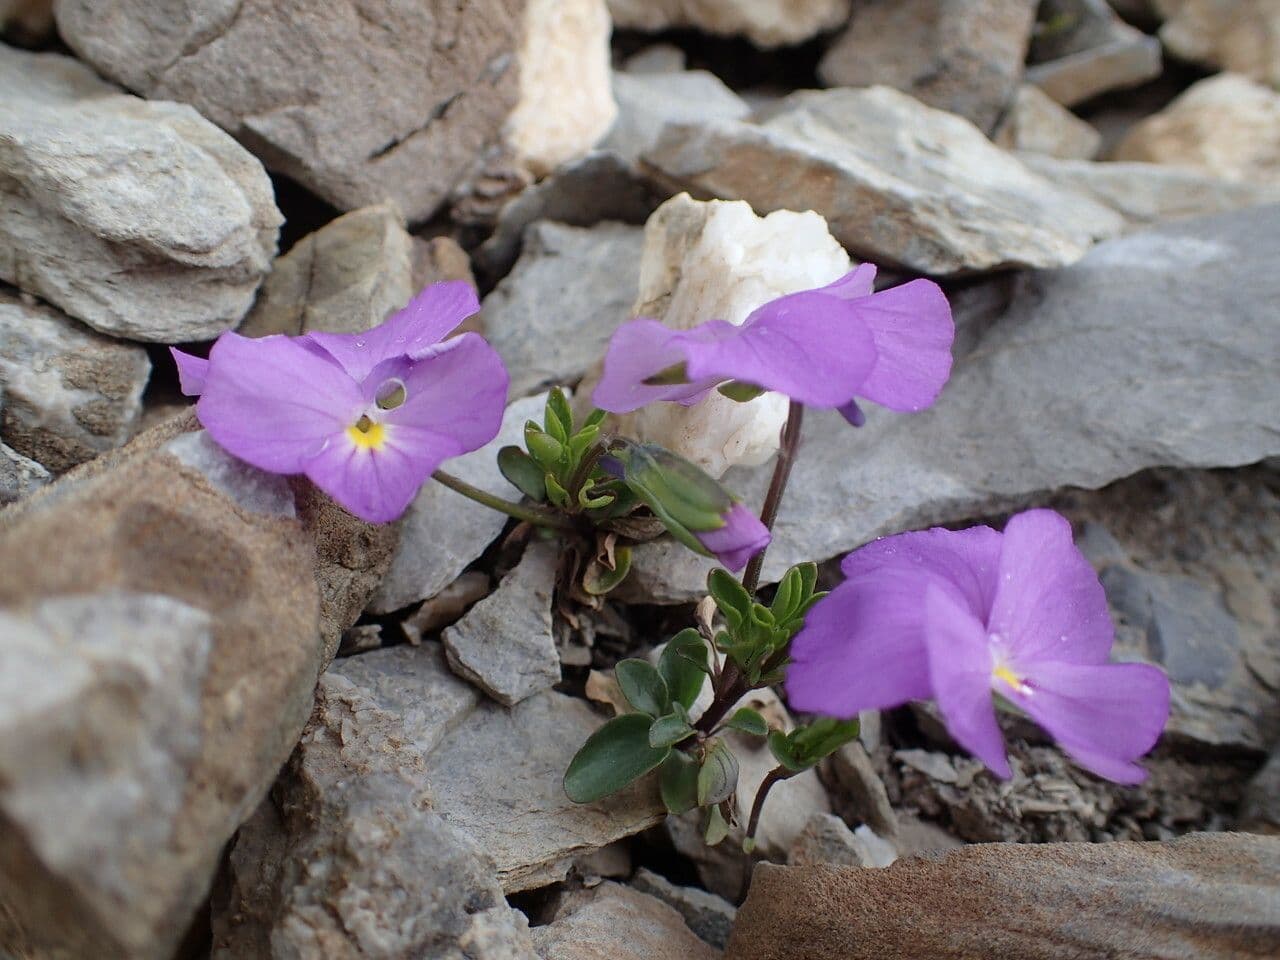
(1, 1), (1278, 958)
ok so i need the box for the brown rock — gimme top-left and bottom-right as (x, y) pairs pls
(818, 0), (1036, 132)
(727, 833), (1280, 959)
(55, 0), (524, 222)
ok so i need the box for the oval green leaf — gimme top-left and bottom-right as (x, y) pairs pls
(697, 740), (740, 807)
(615, 658), (670, 718)
(659, 751), (700, 815)
(659, 629), (710, 711)
(563, 714), (670, 804)
(725, 707), (769, 737)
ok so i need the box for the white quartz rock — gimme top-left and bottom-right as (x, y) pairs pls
(613, 193), (850, 478)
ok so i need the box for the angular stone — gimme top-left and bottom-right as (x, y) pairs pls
(644, 88), (1123, 276)
(368, 393), (547, 614)
(604, 69), (751, 164)
(726, 834), (1280, 960)
(1156, 0), (1280, 88)
(0, 292), (150, 472)
(607, 0), (850, 48)
(594, 193), (849, 477)
(55, 0), (523, 223)
(443, 538), (560, 706)
(818, 0), (1037, 131)
(532, 883), (719, 960)
(993, 84), (1102, 159)
(1026, 0), (1163, 107)
(625, 206), (1280, 602)
(1019, 155), (1280, 226)
(483, 221), (645, 399)
(825, 741), (899, 841)
(238, 203), (415, 340)
(0, 46), (279, 342)
(1115, 73), (1280, 186)
(0, 441), (50, 503)
(475, 151), (664, 278)
(788, 813), (897, 869)
(623, 43), (688, 74)
(1239, 748), (1280, 834)
(505, 0), (615, 178)
(402, 571), (492, 644)
(210, 663), (535, 960)
(0, 418), (333, 960)
(630, 868), (737, 950)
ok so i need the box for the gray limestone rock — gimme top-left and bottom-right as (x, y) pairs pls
(0, 46), (279, 342)
(818, 0), (1037, 131)
(55, 0), (523, 223)
(607, 0), (849, 48)
(238, 203), (416, 340)
(369, 393), (549, 614)
(644, 86), (1124, 274)
(1026, 0), (1163, 106)
(604, 68), (751, 163)
(531, 882), (719, 960)
(0, 441), (50, 503)
(788, 813), (898, 869)
(630, 868), (737, 951)
(483, 222), (645, 399)
(993, 84), (1102, 159)
(625, 206), (1280, 602)
(443, 538), (561, 706)
(0, 292), (151, 472)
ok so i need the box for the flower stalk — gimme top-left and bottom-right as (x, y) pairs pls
(432, 469), (575, 531)
(741, 400), (805, 596)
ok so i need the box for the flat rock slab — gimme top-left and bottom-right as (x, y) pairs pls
(0, 46), (279, 342)
(56, 0), (523, 222)
(533, 882), (719, 960)
(0, 292), (150, 472)
(626, 205), (1280, 602)
(483, 221), (645, 399)
(726, 833), (1280, 959)
(443, 538), (561, 706)
(644, 86), (1122, 274)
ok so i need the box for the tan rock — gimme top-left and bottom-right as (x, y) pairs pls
(0, 0), (52, 44)
(993, 84), (1102, 158)
(1115, 73), (1280, 185)
(608, 193), (849, 478)
(1156, 0), (1280, 88)
(727, 833), (1280, 959)
(1026, 0), (1162, 107)
(505, 0), (616, 178)
(55, 0), (524, 222)
(818, 0), (1037, 131)
(532, 883), (719, 960)
(608, 0), (849, 48)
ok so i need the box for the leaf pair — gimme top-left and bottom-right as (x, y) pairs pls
(767, 716), (861, 773)
(708, 563), (825, 684)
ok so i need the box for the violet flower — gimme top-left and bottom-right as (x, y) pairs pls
(171, 282), (509, 524)
(786, 510), (1170, 784)
(694, 502), (772, 573)
(592, 264), (953, 426)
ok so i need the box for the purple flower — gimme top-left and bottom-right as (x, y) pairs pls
(592, 265), (953, 424)
(786, 510), (1169, 784)
(695, 502), (771, 573)
(171, 282), (509, 524)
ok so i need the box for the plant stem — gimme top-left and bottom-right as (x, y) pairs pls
(746, 766), (794, 842)
(741, 401), (805, 596)
(693, 664), (748, 736)
(566, 437), (610, 501)
(432, 470), (575, 531)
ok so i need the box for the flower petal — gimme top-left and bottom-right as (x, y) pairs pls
(304, 281), (481, 382)
(854, 279), (954, 412)
(695, 502), (770, 572)
(681, 295), (877, 408)
(302, 430), (427, 524)
(819, 263), (878, 299)
(923, 583), (1011, 778)
(171, 347), (209, 396)
(592, 318), (718, 413)
(1010, 659), (1170, 784)
(195, 332), (358, 474)
(989, 510), (1115, 667)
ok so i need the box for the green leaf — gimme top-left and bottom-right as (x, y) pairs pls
(797, 562), (818, 605)
(649, 712), (694, 749)
(545, 387), (573, 441)
(642, 361), (690, 386)
(704, 804), (730, 846)
(767, 729), (805, 772)
(697, 740), (739, 806)
(545, 474), (571, 509)
(659, 751), (700, 814)
(791, 717), (861, 766)
(707, 568), (751, 627)
(771, 568), (798, 621)
(497, 446), (547, 501)
(749, 602), (775, 628)
(582, 407), (607, 430)
(563, 714), (670, 803)
(615, 659), (670, 718)
(724, 707), (769, 737)
(659, 629), (709, 711)
(525, 426), (566, 472)
(568, 423), (601, 461)
(717, 380), (765, 403)
(581, 546), (632, 596)
(610, 441), (732, 532)
(577, 478), (615, 510)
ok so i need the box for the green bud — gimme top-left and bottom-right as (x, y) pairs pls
(717, 380), (766, 403)
(525, 424), (566, 471)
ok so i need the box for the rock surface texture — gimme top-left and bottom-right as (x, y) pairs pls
(726, 833), (1280, 959)
(1025, 0), (1163, 106)
(0, 292), (150, 472)
(0, 46), (279, 341)
(1156, 0), (1280, 87)
(532, 883), (719, 960)
(818, 0), (1037, 131)
(993, 84), (1102, 158)
(626, 205), (1280, 601)
(54, 0), (524, 222)
(607, 0), (849, 47)
(644, 87), (1123, 275)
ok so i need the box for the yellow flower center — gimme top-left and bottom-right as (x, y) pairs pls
(992, 663), (1029, 695)
(347, 414), (386, 451)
